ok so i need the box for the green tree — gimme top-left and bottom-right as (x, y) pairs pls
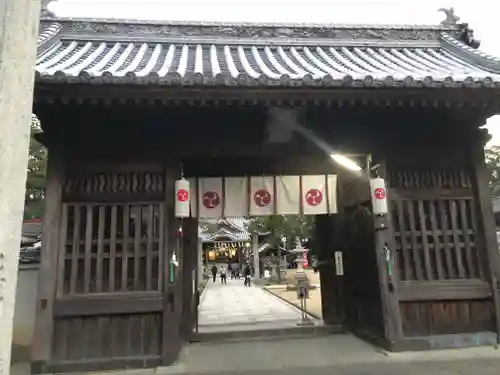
(24, 114), (47, 220)
(247, 215), (315, 282)
(485, 145), (500, 198)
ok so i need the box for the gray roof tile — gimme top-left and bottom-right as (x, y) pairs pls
(34, 19), (500, 88)
(36, 41), (500, 87)
(198, 217), (251, 241)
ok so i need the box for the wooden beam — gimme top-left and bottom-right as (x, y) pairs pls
(53, 293), (163, 317)
(46, 356), (162, 374)
(389, 188), (474, 200)
(34, 83), (500, 110)
(397, 280), (491, 301)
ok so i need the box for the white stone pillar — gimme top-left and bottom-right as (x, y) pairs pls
(252, 234), (260, 280)
(0, 1), (41, 373)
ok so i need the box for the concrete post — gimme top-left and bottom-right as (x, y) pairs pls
(0, 1), (41, 373)
(252, 234), (260, 279)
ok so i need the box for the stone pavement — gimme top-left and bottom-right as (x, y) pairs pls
(10, 334), (500, 375)
(198, 277), (319, 333)
(160, 334), (500, 375)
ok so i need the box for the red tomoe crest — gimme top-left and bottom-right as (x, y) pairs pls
(254, 189), (272, 207)
(374, 187), (386, 200)
(202, 191), (221, 209)
(305, 188), (323, 206)
(177, 188), (189, 202)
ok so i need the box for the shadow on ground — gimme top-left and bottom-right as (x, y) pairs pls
(157, 334), (500, 375)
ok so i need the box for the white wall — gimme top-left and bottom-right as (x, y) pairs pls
(11, 265), (39, 363)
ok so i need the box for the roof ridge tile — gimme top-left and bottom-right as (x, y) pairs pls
(42, 17), (459, 32)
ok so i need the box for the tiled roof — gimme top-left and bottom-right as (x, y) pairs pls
(37, 23), (61, 46)
(34, 18), (500, 88)
(258, 242), (288, 253)
(199, 217), (251, 241)
(204, 228), (251, 242)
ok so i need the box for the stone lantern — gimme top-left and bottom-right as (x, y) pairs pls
(291, 239), (308, 280)
(290, 239), (313, 326)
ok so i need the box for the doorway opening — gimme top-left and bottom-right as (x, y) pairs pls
(194, 216), (325, 338)
(186, 167), (385, 344)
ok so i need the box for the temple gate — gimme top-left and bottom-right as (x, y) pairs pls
(29, 9), (500, 373)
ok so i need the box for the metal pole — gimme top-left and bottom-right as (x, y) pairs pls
(0, 1), (41, 373)
(304, 295), (308, 320)
(300, 296), (305, 321)
(302, 297), (306, 321)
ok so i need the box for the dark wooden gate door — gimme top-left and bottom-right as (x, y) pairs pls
(33, 167), (186, 373)
(332, 173), (397, 348)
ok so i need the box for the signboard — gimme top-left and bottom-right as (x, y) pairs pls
(335, 251), (344, 276)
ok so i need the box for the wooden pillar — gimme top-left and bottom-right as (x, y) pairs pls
(470, 130), (500, 340)
(0, 1), (41, 373)
(31, 150), (63, 373)
(180, 218), (198, 339)
(374, 160), (403, 350)
(161, 166), (182, 365)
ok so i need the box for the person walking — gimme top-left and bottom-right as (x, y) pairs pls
(211, 264), (218, 283)
(243, 264), (251, 287)
(235, 263), (240, 279)
(220, 266), (227, 284)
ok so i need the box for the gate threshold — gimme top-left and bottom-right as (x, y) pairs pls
(190, 324), (345, 343)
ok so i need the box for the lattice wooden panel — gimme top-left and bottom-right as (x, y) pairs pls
(388, 168), (482, 281)
(391, 198), (481, 281)
(58, 203), (164, 295)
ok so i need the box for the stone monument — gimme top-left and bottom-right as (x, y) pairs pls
(0, 1), (42, 373)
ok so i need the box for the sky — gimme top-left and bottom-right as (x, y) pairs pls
(48, 0), (500, 145)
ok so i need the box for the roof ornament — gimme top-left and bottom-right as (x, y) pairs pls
(458, 23), (481, 49)
(438, 7), (480, 49)
(41, 0), (56, 18)
(438, 7), (460, 26)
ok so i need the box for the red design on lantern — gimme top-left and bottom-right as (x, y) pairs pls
(374, 187), (386, 200)
(177, 188), (189, 202)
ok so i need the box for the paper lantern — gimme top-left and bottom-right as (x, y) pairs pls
(369, 177), (388, 215)
(175, 178), (190, 218)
